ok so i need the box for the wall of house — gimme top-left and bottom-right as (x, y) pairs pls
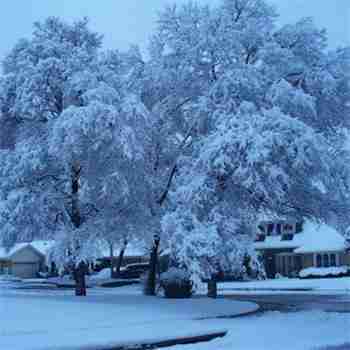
(302, 254), (314, 269)
(258, 248), (295, 278)
(339, 252), (350, 266)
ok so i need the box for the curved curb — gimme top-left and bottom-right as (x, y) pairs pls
(195, 302), (260, 320)
(99, 330), (228, 350)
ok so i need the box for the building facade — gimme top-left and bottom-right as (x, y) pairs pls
(254, 221), (350, 278)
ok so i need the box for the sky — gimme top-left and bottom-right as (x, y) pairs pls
(0, 0), (348, 61)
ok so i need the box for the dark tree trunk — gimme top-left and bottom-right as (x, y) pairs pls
(70, 163), (87, 296)
(207, 279), (218, 298)
(109, 243), (115, 279)
(145, 235), (160, 296)
(115, 241), (127, 277)
(71, 163), (81, 228)
(74, 261), (88, 296)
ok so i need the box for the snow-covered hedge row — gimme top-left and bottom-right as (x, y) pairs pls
(299, 266), (349, 278)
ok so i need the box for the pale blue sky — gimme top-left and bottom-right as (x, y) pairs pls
(0, 0), (349, 61)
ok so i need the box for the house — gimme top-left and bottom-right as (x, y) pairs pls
(254, 220), (350, 278)
(0, 241), (53, 279)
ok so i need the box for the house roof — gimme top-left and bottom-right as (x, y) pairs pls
(0, 240), (54, 260)
(254, 221), (346, 253)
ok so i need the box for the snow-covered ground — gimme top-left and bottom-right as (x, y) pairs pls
(219, 277), (350, 295)
(1, 281), (349, 350)
(0, 285), (257, 350)
(165, 311), (350, 350)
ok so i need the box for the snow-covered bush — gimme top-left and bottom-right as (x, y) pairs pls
(160, 267), (193, 298)
(299, 266), (349, 279)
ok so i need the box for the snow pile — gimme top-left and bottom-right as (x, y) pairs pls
(89, 268), (111, 281)
(299, 266), (349, 278)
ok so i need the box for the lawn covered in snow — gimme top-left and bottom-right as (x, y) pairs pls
(1, 281), (349, 350)
(0, 285), (257, 350)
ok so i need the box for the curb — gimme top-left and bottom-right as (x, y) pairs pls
(99, 331), (228, 350)
(196, 303), (260, 320)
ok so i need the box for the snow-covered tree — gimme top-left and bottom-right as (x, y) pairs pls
(0, 18), (154, 269)
(156, 0), (350, 283)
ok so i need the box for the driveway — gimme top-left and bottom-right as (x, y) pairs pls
(224, 293), (350, 313)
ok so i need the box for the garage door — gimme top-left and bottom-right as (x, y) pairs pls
(12, 263), (39, 279)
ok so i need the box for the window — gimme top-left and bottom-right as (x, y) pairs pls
(330, 254), (336, 267)
(323, 254), (329, 267)
(278, 254), (295, 276)
(276, 224), (282, 234)
(267, 224), (274, 235)
(315, 253), (338, 268)
(316, 254), (322, 267)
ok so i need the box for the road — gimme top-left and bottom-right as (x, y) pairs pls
(224, 293), (350, 313)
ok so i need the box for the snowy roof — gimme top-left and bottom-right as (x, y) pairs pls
(0, 240), (54, 260)
(254, 221), (346, 253)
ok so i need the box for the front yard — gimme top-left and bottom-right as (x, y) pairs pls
(0, 283), (257, 350)
(1, 279), (349, 350)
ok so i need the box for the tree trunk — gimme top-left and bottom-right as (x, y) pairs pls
(109, 243), (115, 279)
(70, 162), (86, 296)
(145, 235), (160, 296)
(207, 279), (217, 298)
(71, 163), (81, 228)
(115, 240), (128, 277)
